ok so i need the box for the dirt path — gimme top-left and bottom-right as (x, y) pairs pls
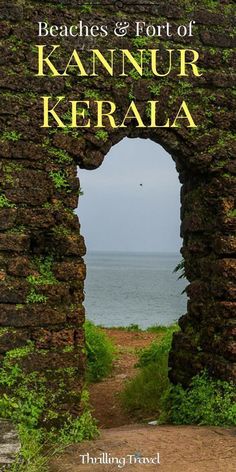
(88, 328), (158, 428)
(49, 329), (236, 472)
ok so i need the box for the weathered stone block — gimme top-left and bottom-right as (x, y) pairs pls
(213, 235), (236, 255)
(16, 208), (55, 229)
(200, 30), (236, 48)
(7, 256), (32, 277)
(6, 170), (53, 206)
(53, 261), (86, 281)
(0, 2), (23, 21)
(19, 350), (85, 372)
(0, 234), (30, 252)
(66, 305), (85, 324)
(34, 283), (73, 305)
(0, 279), (28, 303)
(53, 234), (86, 256)
(0, 304), (67, 327)
(0, 328), (29, 354)
(32, 328), (80, 349)
(0, 209), (17, 230)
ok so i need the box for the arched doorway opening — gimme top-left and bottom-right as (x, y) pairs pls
(78, 138), (187, 329)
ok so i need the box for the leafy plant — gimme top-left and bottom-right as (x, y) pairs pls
(148, 83), (162, 96)
(5, 342), (35, 361)
(57, 410), (99, 445)
(80, 3), (93, 13)
(0, 342), (98, 471)
(8, 225), (26, 234)
(85, 89), (100, 99)
(126, 324), (141, 332)
(0, 348), (45, 427)
(95, 130), (109, 142)
(0, 328), (9, 337)
(222, 49), (233, 61)
(49, 171), (69, 191)
(173, 259), (186, 279)
(62, 110), (72, 123)
(128, 87), (135, 100)
(26, 257), (57, 304)
(122, 322), (236, 427)
(0, 193), (16, 208)
(47, 147), (73, 164)
(85, 320), (116, 382)
(27, 256), (57, 286)
(132, 37), (149, 47)
(1, 130), (22, 142)
(169, 371), (236, 426)
(26, 289), (48, 304)
(228, 209), (236, 218)
(52, 225), (71, 237)
(115, 81), (126, 89)
(3, 162), (23, 185)
(204, 0), (221, 11)
(147, 325), (172, 334)
(137, 324), (179, 368)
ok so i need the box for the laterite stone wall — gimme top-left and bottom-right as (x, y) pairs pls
(0, 0), (235, 424)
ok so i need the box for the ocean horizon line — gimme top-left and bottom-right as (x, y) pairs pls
(85, 250), (181, 255)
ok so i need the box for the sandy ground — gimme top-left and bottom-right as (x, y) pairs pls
(50, 424), (236, 472)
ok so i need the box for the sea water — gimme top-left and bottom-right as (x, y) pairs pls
(83, 251), (187, 328)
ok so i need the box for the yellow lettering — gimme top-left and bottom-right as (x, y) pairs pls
(70, 101), (90, 127)
(91, 49), (115, 76)
(121, 50), (144, 77)
(36, 45), (61, 77)
(95, 101), (117, 128)
(171, 101), (197, 128)
(41, 96), (65, 128)
(178, 49), (202, 77)
(120, 101), (145, 128)
(150, 49), (174, 77)
(63, 50), (88, 76)
(148, 101), (170, 127)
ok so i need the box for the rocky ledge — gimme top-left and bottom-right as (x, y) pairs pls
(0, 420), (21, 470)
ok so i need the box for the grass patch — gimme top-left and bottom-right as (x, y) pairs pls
(109, 323), (143, 332)
(10, 427), (52, 472)
(85, 320), (116, 382)
(103, 323), (177, 334)
(137, 324), (178, 367)
(147, 324), (177, 334)
(121, 356), (169, 419)
(121, 325), (178, 419)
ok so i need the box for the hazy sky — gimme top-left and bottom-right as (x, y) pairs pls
(77, 138), (182, 253)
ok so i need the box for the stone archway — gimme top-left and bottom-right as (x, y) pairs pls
(0, 0), (235, 425)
